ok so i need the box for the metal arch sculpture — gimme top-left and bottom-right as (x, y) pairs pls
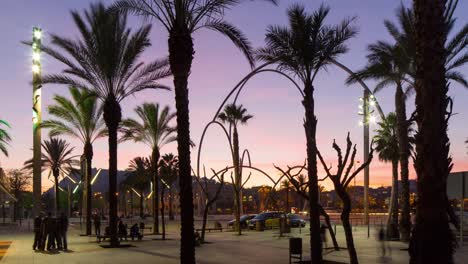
(197, 59), (386, 179)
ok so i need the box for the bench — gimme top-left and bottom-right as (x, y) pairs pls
(195, 227), (223, 233)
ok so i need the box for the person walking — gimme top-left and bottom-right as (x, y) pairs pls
(32, 215), (42, 250)
(320, 223), (328, 251)
(59, 212), (69, 250)
(93, 213), (101, 236)
(118, 219), (127, 241)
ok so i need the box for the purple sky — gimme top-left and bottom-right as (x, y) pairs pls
(0, 0), (467, 191)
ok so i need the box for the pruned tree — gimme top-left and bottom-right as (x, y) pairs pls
(194, 167), (226, 243)
(316, 133), (374, 264)
(275, 164), (340, 251)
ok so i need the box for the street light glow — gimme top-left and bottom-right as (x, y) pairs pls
(90, 168), (102, 185)
(32, 52), (40, 62)
(32, 64), (40, 73)
(33, 29), (42, 39)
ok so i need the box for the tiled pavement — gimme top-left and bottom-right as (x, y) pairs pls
(0, 223), (467, 264)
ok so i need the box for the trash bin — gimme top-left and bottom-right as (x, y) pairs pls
(256, 221), (264, 231)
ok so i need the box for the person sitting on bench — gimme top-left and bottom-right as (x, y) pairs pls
(130, 224), (143, 240)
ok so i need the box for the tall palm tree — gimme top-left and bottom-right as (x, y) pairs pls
(411, 0), (455, 262)
(217, 103), (252, 235)
(360, 0), (468, 241)
(37, 3), (171, 247)
(384, 2), (468, 88)
(159, 153), (179, 240)
(0, 120), (11, 157)
(374, 113), (400, 240)
(42, 87), (106, 235)
(256, 5), (357, 262)
(121, 103), (176, 234)
(347, 42), (413, 240)
(110, 1), (277, 260)
(281, 179), (290, 213)
(24, 138), (79, 215)
(126, 157), (152, 218)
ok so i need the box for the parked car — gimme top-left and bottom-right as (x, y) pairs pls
(227, 215), (256, 229)
(249, 211), (286, 230)
(288, 214), (306, 228)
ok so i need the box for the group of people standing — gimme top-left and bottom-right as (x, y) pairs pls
(33, 212), (69, 251)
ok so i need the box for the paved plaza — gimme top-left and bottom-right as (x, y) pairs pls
(0, 221), (467, 264)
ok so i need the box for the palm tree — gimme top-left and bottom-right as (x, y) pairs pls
(37, 3), (171, 247)
(121, 103), (176, 234)
(24, 138), (79, 215)
(281, 179), (291, 213)
(384, 2), (468, 88)
(42, 87), (106, 235)
(410, 0), (455, 262)
(347, 42), (413, 240)
(217, 103), (252, 235)
(374, 113), (400, 240)
(256, 5), (357, 262)
(159, 153), (179, 240)
(126, 157), (152, 218)
(356, 1), (468, 241)
(110, 1), (277, 260)
(0, 120), (11, 157)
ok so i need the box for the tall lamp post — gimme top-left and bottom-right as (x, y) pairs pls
(358, 90), (377, 237)
(32, 27), (42, 217)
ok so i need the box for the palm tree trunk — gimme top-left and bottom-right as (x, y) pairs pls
(161, 188), (166, 240)
(303, 81), (322, 262)
(387, 159), (399, 240)
(103, 96), (121, 247)
(54, 173), (60, 216)
(152, 148), (160, 234)
(140, 192), (144, 218)
(286, 187), (289, 213)
(169, 188), (174, 220)
(84, 142), (93, 236)
(410, 1), (454, 263)
(169, 27), (196, 264)
(232, 126), (242, 236)
(395, 84), (410, 241)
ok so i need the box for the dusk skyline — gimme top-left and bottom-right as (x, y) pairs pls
(1, 0), (467, 191)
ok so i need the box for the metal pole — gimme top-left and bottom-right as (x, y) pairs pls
(461, 172), (465, 245)
(363, 89), (370, 237)
(32, 27), (42, 217)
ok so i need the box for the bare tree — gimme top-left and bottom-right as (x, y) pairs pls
(316, 133), (374, 264)
(194, 167), (226, 242)
(275, 164), (340, 251)
(7, 169), (31, 222)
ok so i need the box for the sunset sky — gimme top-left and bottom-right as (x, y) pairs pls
(0, 0), (467, 192)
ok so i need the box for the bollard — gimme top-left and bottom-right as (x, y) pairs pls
(256, 221), (264, 231)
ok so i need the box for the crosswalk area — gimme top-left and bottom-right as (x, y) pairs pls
(0, 241), (12, 261)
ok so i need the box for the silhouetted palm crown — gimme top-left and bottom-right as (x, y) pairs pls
(256, 4), (357, 84)
(112, 0), (278, 67)
(0, 120), (11, 157)
(24, 138), (79, 177)
(374, 113), (399, 162)
(159, 153), (179, 187)
(383, 2), (468, 87)
(39, 3), (171, 102)
(217, 103), (253, 127)
(43, 87), (106, 145)
(126, 156), (152, 191)
(121, 103), (176, 149)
